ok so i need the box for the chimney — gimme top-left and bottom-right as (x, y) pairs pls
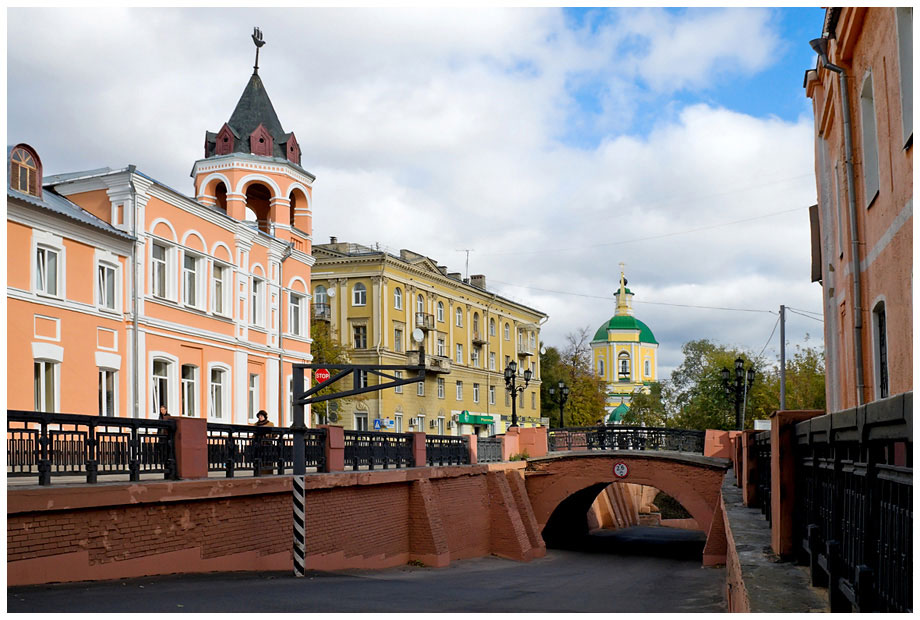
(470, 274), (486, 289)
(330, 236), (337, 244)
(448, 272), (462, 280)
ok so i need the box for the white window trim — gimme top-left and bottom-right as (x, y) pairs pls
(489, 385), (496, 405)
(207, 363), (232, 421)
(352, 283), (367, 306)
(250, 276), (265, 327)
(394, 287), (403, 310)
(456, 343), (463, 364)
(437, 302), (444, 322)
(34, 359), (60, 413)
(288, 291), (306, 337)
(473, 383), (480, 403)
(32, 231), (65, 300)
(354, 411), (369, 431)
(98, 368), (118, 417)
(456, 381), (463, 401)
(417, 381), (425, 396)
(211, 260), (232, 317)
(394, 370), (403, 394)
(437, 378), (445, 399)
(150, 352), (179, 418)
(455, 307), (463, 327)
(150, 240), (176, 301)
(181, 250), (206, 310)
(94, 249), (121, 314)
(181, 364), (199, 417)
(248, 373), (261, 421)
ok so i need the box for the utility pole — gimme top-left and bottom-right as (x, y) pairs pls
(457, 249), (473, 280)
(779, 305), (786, 411)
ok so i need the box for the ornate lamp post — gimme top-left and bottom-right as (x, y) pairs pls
(548, 380), (570, 428)
(721, 357), (755, 430)
(504, 360), (532, 429)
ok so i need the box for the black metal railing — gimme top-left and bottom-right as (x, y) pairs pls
(425, 434), (470, 466)
(343, 430), (413, 470)
(547, 426), (706, 454)
(793, 393), (912, 612)
(206, 424), (327, 476)
(755, 430), (772, 524)
(477, 437), (503, 463)
(7, 410), (176, 485)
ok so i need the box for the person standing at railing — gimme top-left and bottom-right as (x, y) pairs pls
(252, 410), (276, 475)
(253, 410), (273, 427)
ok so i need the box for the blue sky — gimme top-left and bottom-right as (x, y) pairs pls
(7, 7), (828, 377)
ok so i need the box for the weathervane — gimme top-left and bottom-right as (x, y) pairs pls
(252, 27), (266, 74)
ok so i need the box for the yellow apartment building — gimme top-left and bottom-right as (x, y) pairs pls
(311, 241), (548, 435)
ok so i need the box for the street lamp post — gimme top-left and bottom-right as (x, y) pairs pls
(504, 360), (532, 428)
(548, 380), (570, 428)
(721, 357), (755, 430)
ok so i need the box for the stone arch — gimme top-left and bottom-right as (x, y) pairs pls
(287, 276), (308, 293)
(289, 185), (310, 229)
(198, 172), (232, 200)
(251, 262), (266, 278)
(149, 218), (177, 242)
(243, 181), (273, 234)
(524, 454), (728, 566)
(210, 241), (233, 264)
(181, 230), (207, 253)
(235, 174), (282, 198)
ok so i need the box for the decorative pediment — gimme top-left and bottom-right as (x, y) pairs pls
(285, 133), (301, 165)
(215, 123), (236, 156)
(249, 123), (274, 157)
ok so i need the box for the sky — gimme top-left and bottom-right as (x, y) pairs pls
(7, 7), (829, 379)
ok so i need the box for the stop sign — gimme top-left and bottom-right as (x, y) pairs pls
(315, 368), (331, 383)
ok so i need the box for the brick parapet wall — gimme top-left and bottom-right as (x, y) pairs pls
(8, 462), (534, 586)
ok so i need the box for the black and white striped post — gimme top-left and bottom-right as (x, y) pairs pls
(291, 367), (307, 577)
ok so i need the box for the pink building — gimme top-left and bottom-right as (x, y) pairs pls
(805, 7), (912, 411)
(7, 64), (314, 426)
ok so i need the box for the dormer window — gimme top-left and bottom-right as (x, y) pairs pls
(10, 145), (41, 197)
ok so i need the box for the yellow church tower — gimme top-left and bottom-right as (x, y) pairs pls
(591, 265), (658, 424)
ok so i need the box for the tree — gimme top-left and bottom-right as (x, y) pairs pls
(308, 320), (352, 424)
(540, 327), (607, 427)
(621, 381), (668, 427)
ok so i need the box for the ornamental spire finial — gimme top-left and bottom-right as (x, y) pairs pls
(251, 27), (266, 74)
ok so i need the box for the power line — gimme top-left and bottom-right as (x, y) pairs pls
(786, 308), (824, 323)
(489, 279), (776, 314)
(479, 205), (807, 256)
(758, 315), (781, 358)
(786, 306), (823, 318)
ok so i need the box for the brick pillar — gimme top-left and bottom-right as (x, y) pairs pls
(740, 430), (759, 506)
(502, 428), (520, 461)
(518, 426), (548, 457)
(770, 409), (823, 557)
(321, 425), (345, 472)
(409, 432), (427, 467)
(173, 417), (207, 479)
(467, 434), (478, 464)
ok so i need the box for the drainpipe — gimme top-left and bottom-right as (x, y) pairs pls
(128, 167), (140, 418)
(811, 37), (865, 405)
(278, 242), (293, 425)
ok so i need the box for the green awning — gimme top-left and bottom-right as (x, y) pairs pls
(457, 411), (494, 425)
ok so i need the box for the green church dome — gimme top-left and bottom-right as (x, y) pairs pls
(607, 402), (630, 422)
(592, 315), (658, 345)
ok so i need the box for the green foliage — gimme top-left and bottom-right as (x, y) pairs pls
(509, 451), (530, 461)
(540, 327), (608, 427)
(621, 382), (668, 428)
(653, 491), (692, 520)
(309, 321), (353, 421)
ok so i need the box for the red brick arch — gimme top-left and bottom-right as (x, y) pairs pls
(524, 453), (730, 566)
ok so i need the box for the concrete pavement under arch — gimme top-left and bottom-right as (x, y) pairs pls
(524, 451), (731, 566)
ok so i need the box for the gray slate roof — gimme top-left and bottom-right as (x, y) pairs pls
(8, 186), (134, 240)
(206, 72), (289, 159)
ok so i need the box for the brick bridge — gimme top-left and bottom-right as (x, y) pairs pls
(7, 422), (731, 585)
(525, 452), (731, 566)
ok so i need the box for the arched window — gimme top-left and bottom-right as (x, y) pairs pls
(215, 182), (228, 212)
(644, 359), (651, 377)
(10, 145), (41, 197)
(504, 323), (510, 340)
(473, 313), (480, 333)
(489, 318), (496, 336)
(455, 307), (463, 327)
(598, 358), (605, 377)
(618, 352), (630, 378)
(352, 283), (366, 306)
(394, 287), (402, 310)
(314, 285), (328, 305)
(416, 293), (425, 314)
(437, 301), (444, 322)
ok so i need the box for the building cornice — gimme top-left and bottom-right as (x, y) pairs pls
(190, 154), (316, 186)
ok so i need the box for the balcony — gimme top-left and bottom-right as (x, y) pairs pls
(415, 312), (435, 331)
(312, 303), (332, 322)
(517, 343), (535, 357)
(405, 350), (451, 374)
(472, 330), (487, 346)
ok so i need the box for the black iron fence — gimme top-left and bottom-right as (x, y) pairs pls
(426, 434), (470, 466)
(477, 437), (503, 463)
(206, 424), (326, 476)
(7, 410), (176, 485)
(343, 430), (413, 470)
(755, 430), (772, 524)
(548, 426), (706, 454)
(794, 393), (912, 612)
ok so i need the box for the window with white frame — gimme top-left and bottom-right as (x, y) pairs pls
(356, 370), (368, 389)
(152, 359), (172, 415)
(473, 383), (480, 403)
(413, 415), (425, 430)
(417, 380), (425, 396)
(896, 8), (913, 144)
(436, 417), (444, 435)
(471, 348), (480, 367)
(96, 261), (118, 311)
(598, 358), (605, 376)
(248, 373), (260, 420)
(395, 413), (403, 432)
(354, 412), (368, 431)
(455, 307), (463, 327)
(489, 385), (495, 405)
(35, 245), (61, 297)
(456, 381), (463, 400)
(183, 253), (203, 308)
(531, 392), (536, 409)
(394, 287), (402, 310)
(289, 292), (305, 336)
(212, 263), (230, 316)
(250, 277), (265, 326)
(34, 360), (58, 412)
(860, 72), (881, 207)
(437, 301), (444, 322)
(456, 343), (463, 364)
(490, 352), (496, 370)
(314, 285), (328, 305)
(181, 364), (198, 417)
(353, 325), (367, 349)
(416, 294), (425, 314)
(619, 353), (630, 378)
(437, 337), (446, 356)
(504, 323), (510, 340)
(489, 318), (495, 336)
(352, 282), (366, 306)
(99, 369), (116, 416)
(394, 327), (403, 352)
(394, 371), (403, 393)
(209, 367), (229, 420)
(151, 242), (169, 299)
(644, 359), (651, 377)
(437, 378), (445, 399)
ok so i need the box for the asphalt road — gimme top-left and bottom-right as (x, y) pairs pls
(8, 526), (725, 613)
